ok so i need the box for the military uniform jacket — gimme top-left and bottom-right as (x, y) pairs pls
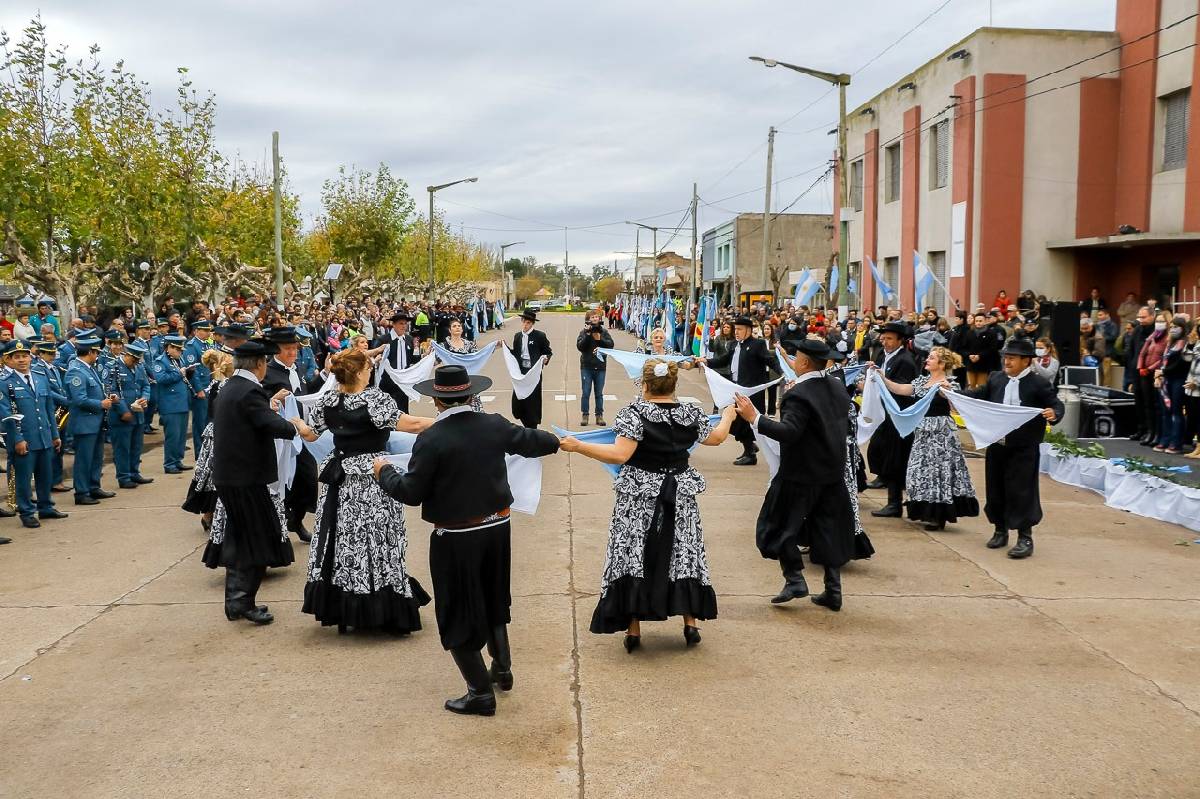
(153, 353), (192, 414)
(65, 360), (107, 435)
(32, 360), (68, 407)
(54, 340), (77, 370)
(107, 359), (152, 423)
(2, 369), (58, 450)
(182, 337), (212, 398)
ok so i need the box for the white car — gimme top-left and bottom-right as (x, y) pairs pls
(525, 301), (544, 311)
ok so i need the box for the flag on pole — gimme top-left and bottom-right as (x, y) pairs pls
(661, 290), (675, 345)
(828, 263), (839, 298)
(868, 257), (895, 302)
(913, 250), (935, 308)
(793, 268), (821, 306)
(692, 294), (714, 356)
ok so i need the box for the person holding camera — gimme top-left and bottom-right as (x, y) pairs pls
(576, 309), (614, 426)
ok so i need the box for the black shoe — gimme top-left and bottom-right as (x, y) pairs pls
(132, 476), (154, 484)
(1128, 431), (1143, 441)
(732, 454), (757, 466)
(51, 484), (72, 493)
(683, 625), (701, 647)
(20, 516), (40, 529)
(771, 580), (809, 604)
(0, 507), (15, 518)
(811, 566), (843, 612)
(489, 662), (514, 692)
(1008, 533), (1034, 559)
(446, 648), (497, 716)
(290, 521), (312, 543)
(986, 529), (1009, 549)
(90, 489), (115, 499)
(144, 426), (158, 434)
(74, 496), (99, 506)
(178, 464), (193, 471)
(924, 521), (946, 531)
(1139, 437), (1157, 447)
(38, 510), (68, 520)
(164, 469), (181, 474)
(865, 478), (886, 489)
(0, 536), (10, 544)
(118, 482), (139, 489)
(225, 606), (274, 624)
(623, 634), (641, 654)
(871, 504), (902, 518)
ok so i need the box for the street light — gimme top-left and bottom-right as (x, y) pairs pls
(499, 241), (524, 307)
(625, 221), (660, 296)
(427, 176), (479, 298)
(750, 56), (851, 307)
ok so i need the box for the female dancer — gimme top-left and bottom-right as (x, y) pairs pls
(561, 360), (736, 651)
(872, 346), (979, 531)
(439, 318), (483, 412)
(182, 347), (233, 532)
(291, 348), (433, 634)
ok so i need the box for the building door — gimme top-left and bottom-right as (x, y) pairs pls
(1144, 263), (1179, 309)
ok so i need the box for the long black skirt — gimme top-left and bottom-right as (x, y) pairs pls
(182, 483), (217, 515)
(590, 476), (717, 635)
(756, 478), (854, 568)
(428, 521), (512, 651)
(285, 449), (318, 516)
(202, 485), (295, 570)
(866, 418), (913, 482)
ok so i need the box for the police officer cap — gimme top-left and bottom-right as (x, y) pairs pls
(296, 325), (313, 340)
(125, 340), (149, 358)
(72, 327), (98, 339)
(1, 340), (31, 358)
(75, 336), (102, 349)
(135, 318), (153, 330)
(103, 329), (124, 341)
(156, 317), (169, 326)
(163, 335), (186, 347)
(192, 319), (212, 330)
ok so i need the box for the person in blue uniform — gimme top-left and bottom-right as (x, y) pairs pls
(97, 329), (125, 378)
(132, 319), (158, 434)
(182, 319), (213, 456)
(55, 326), (85, 370)
(1, 340), (68, 528)
(32, 339), (71, 492)
(107, 340), (154, 489)
(65, 335), (116, 505)
(296, 326), (318, 386)
(153, 334), (193, 474)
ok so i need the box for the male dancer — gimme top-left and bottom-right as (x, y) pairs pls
(262, 326), (316, 542)
(375, 365), (560, 716)
(865, 321), (918, 516)
(510, 309), (552, 428)
(375, 312), (416, 414)
(704, 315), (771, 465)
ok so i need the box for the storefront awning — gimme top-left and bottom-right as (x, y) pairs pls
(1046, 232), (1200, 250)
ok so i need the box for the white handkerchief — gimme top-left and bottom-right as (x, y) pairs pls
(701, 364), (780, 409)
(503, 344), (546, 400)
(856, 371), (885, 445)
(294, 374), (337, 406)
(378, 453), (543, 516)
(382, 352), (437, 402)
(753, 426), (781, 480)
(943, 389), (1042, 449)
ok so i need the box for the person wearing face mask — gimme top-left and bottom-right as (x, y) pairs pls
(1030, 338), (1060, 384)
(1135, 310), (1170, 447)
(1125, 307), (1156, 441)
(1153, 316), (1191, 454)
(1183, 325), (1200, 458)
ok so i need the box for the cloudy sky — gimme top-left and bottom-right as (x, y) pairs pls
(4, 0), (1116, 269)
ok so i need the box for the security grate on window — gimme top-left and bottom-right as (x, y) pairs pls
(931, 120), (950, 189)
(851, 159), (864, 211)
(1163, 89), (1190, 170)
(886, 143), (901, 203)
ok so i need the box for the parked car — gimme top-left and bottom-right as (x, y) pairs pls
(525, 301), (544, 311)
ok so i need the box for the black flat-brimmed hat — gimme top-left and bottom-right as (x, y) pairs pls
(1000, 337), (1035, 358)
(263, 325), (300, 344)
(215, 322), (252, 339)
(878, 321), (910, 338)
(232, 338), (280, 357)
(520, 309), (538, 323)
(795, 337), (832, 362)
(415, 364), (492, 398)
(389, 311), (412, 322)
(733, 315), (754, 328)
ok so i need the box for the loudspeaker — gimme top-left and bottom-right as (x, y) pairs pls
(1045, 301), (1080, 367)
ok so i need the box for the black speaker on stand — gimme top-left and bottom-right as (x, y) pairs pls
(1044, 301), (1080, 367)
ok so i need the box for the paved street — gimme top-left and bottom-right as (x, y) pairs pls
(2, 312), (1198, 799)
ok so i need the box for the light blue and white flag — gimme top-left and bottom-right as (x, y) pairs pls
(868, 257), (895, 302)
(555, 414), (723, 481)
(431, 340), (498, 374)
(828, 263), (839, 298)
(847, 275), (858, 297)
(776, 348), (797, 382)
(793, 268), (821, 306)
(913, 250), (935, 308)
(597, 347), (695, 380)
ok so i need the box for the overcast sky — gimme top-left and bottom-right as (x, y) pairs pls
(5, 0), (1116, 269)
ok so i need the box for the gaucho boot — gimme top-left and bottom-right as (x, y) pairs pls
(1007, 529), (1034, 560)
(871, 482), (903, 517)
(487, 624), (514, 692)
(986, 528), (1009, 549)
(445, 649), (497, 717)
(770, 556), (809, 604)
(234, 566), (273, 624)
(732, 442), (757, 467)
(811, 566), (843, 612)
(223, 568), (251, 621)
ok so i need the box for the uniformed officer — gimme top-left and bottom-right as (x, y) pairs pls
(1, 340), (67, 527)
(132, 319), (158, 434)
(65, 336), (116, 505)
(107, 340), (154, 488)
(54, 327), (81, 370)
(182, 319), (213, 457)
(31, 339), (70, 492)
(97, 329), (125, 377)
(296, 325), (318, 387)
(154, 334), (193, 474)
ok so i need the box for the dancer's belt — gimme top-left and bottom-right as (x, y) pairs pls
(435, 507), (511, 532)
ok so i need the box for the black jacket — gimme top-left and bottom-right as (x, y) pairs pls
(378, 410), (559, 526)
(705, 336), (771, 387)
(875, 347), (919, 396)
(373, 333), (416, 402)
(963, 370), (1063, 448)
(211, 374), (297, 486)
(512, 328), (553, 374)
(263, 359), (313, 402)
(756, 375), (850, 485)
(576, 325), (614, 370)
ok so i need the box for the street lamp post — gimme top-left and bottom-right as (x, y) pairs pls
(426, 176), (479, 299)
(625, 221), (660, 296)
(499, 240), (524, 307)
(750, 56), (851, 307)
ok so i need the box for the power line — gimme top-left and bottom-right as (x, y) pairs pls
(852, 0), (961, 76)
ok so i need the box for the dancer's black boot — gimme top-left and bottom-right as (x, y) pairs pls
(871, 483), (903, 517)
(1008, 529), (1034, 559)
(446, 649), (497, 716)
(487, 624), (513, 691)
(811, 566), (843, 612)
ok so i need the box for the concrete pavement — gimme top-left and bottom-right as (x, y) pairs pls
(2, 312), (1198, 798)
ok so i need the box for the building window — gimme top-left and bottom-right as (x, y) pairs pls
(930, 120), (950, 189)
(885, 143), (901, 203)
(1163, 89), (1190, 171)
(849, 159), (864, 211)
(883, 256), (899, 307)
(848, 260), (862, 299)
(924, 251), (947, 313)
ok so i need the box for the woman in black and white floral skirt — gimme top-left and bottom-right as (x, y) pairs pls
(438, 318), (483, 412)
(560, 359), (735, 651)
(873, 346), (979, 531)
(182, 348), (233, 533)
(291, 348), (434, 634)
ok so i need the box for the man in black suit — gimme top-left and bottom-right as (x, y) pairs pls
(261, 326), (316, 543)
(374, 365), (560, 717)
(734, 338), (853, 610)
(703, 315), (772, 465)
(375, 311), (416, 414)
(510, 309), (552, 428)
(865, 322), (919, 515)
(961, 337), (1063, 559)
(204, 338), (301, 625)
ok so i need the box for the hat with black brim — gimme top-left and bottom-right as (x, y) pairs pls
(520, 309), (538, 323)
(1000, 338), (1035, 359)
(232, 338), (280, 357)
(795, 337), (832, 362)
(878, 321), (910, 339)
(414, 364), (492, 399)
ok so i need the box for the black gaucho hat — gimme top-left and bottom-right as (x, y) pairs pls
(1000, 337), (1035, 359)
(414, 364), (492, 398)
(520, 308), (538, 323)
(732, 315), (754, 328)
(263, 325), (300, 344)
(794, 337), (832, 362)
(878, 321), (910, 338)
(232, 338), (280, 357)
(389, 311), (413, 323)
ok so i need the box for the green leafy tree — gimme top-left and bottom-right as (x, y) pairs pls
(594, 275), (623, 302)
(321, 163), (414, 283)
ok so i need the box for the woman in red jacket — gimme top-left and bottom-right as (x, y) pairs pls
(1136, 310), (1171, 447)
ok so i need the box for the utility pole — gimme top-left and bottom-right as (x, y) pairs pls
(564, 228), (569, 301)
(760, 126), (775, 303)
(426, 177), (479, 299)
(690, 181), (699, 303)
(633, 228), (640, 294)
(272, 131), (284, 310)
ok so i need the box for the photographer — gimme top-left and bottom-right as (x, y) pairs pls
(576, 309), (614, 426)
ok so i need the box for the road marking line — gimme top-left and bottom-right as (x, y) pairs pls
(554, 395), (578, 401)
(678, 395), (701, 403)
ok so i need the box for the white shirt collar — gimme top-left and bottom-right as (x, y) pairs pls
(882, 347), (900, 365)
(793, 369), (824, 385)
(234, 369), (261, 385)
(435, 403), (474, 422)
(273, 357), (295, 371)
(1010, 366), (1033, 381)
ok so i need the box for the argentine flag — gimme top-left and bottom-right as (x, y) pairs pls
(913, 250), (935, 308)
(868, 257), (895, 302)
(793, 268), (821, 306)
